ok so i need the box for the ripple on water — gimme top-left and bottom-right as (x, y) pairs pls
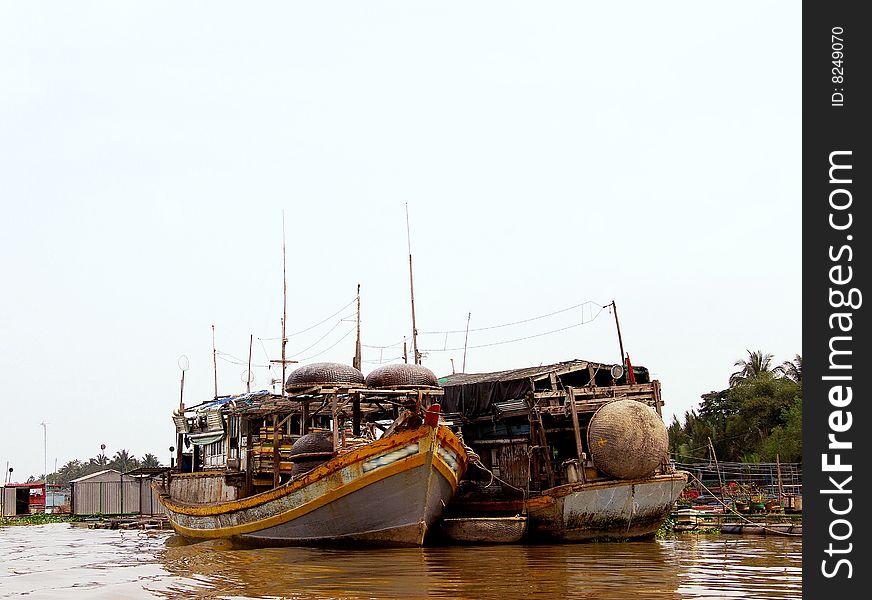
(0, 524), (800, 599)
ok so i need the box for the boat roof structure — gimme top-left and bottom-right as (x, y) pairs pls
(438, 359), (650, 417)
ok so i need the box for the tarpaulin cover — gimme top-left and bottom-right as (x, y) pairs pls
(438, 359), (643, 418)
(440, 377), (533, 417)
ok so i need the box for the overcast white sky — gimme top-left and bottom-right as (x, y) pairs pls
(0, 2), (800, 480)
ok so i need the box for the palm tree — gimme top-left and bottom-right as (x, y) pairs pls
(141, 453), (161, 468)
(729, 350), (774, 386)
(775, 354), (802, 382)
(110, 450), (138, 473)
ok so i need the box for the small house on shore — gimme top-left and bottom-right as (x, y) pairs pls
(70, 469), (165, 516)
(1, 482), (66, 516)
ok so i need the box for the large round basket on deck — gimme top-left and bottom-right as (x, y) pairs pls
(289, 431), (334, 477)
(586, 399), (668, 480)
(365, 364), (438, 389)
(285, 362), (365, 391)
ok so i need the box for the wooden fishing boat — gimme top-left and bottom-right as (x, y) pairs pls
(155, 363), (468, 546)
(526, 473), (687, 541)
(439, 359), (688, 542)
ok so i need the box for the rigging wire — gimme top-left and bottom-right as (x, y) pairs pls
(362, 338), (405, 350)
(296, 326), (356, 362)
(418, 300), (606, 335)
(216, 353), (269, 369)
(420, 304), (607, 352)
(287, 313), (355, 358)
(258, 297), (357, 340)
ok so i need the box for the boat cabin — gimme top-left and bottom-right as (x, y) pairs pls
(439, 359), (666, 496)
(166, 364), (445, 503)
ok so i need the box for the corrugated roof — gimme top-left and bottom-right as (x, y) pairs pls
(438, 359), (600, 387)
(70, 469), (123, 483)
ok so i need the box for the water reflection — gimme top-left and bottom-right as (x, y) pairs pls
(0, 524), (801, 599)
(155, 535), (797, 600)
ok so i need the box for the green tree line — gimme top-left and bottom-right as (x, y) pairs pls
(669, 351), (802, 463)
(28, 450), (163, 485)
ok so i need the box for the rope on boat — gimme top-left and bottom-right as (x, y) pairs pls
(464, 448), (527, 494)
(684, 471), (801, 537)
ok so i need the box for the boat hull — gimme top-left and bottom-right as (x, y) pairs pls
(440, 516), (528, 544)
(155, 425), (466, 546)
(528, 472), (688, 541)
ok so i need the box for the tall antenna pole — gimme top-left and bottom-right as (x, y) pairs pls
(177, 355), (188, 471)
(247, 334), (253, 393)
(405, 203), (420, 365)
(270, 215), (298, 399)
(353, 284), (362, 371)
(40, 422), (47, 483)
(610, 300), (626, 369)
(462, 312), (471, 373)
(352, 284), (362, 437)
(281, 213), (288, 401)
(179, 360), (186, 412)
(212, 325), (218, 399)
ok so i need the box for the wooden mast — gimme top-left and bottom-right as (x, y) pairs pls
(281, 214), (288, 402)
(212, 324), (218, 399)
(267, 214), (298, 485)
(610, 300), (626, 371)
(405, 204), (420, 365)
(353, 284), (362, 371)
(247, 334), (253, 393)
(352, 284), (362, 436)
(461, 312), (471, 372)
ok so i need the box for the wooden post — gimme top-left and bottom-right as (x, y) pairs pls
(272, 414), (281, 488)
(652, 380), (663, 417)
(331, 393), (340, 451)
(245, 418), (253, 496)
(776, 454), (784, 509)
(567, 387), (585, 468)
(707, 437), (727, 511)
(301, 398), (310, 435)
(526, 390), (554, 489)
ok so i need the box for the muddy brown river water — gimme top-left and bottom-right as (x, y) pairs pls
(0, 523), (800, 599)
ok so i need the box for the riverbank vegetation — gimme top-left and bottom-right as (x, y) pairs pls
(669, 351), (802, 463)
(0, 513), (75, 527)
(25, 450), (164, 485)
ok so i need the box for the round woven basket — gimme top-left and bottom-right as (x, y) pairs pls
(290, 431), (334, 476)
(285, 362), (365, 391)
(365, 363), (438, 388)
(586, 399), (668, 480)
